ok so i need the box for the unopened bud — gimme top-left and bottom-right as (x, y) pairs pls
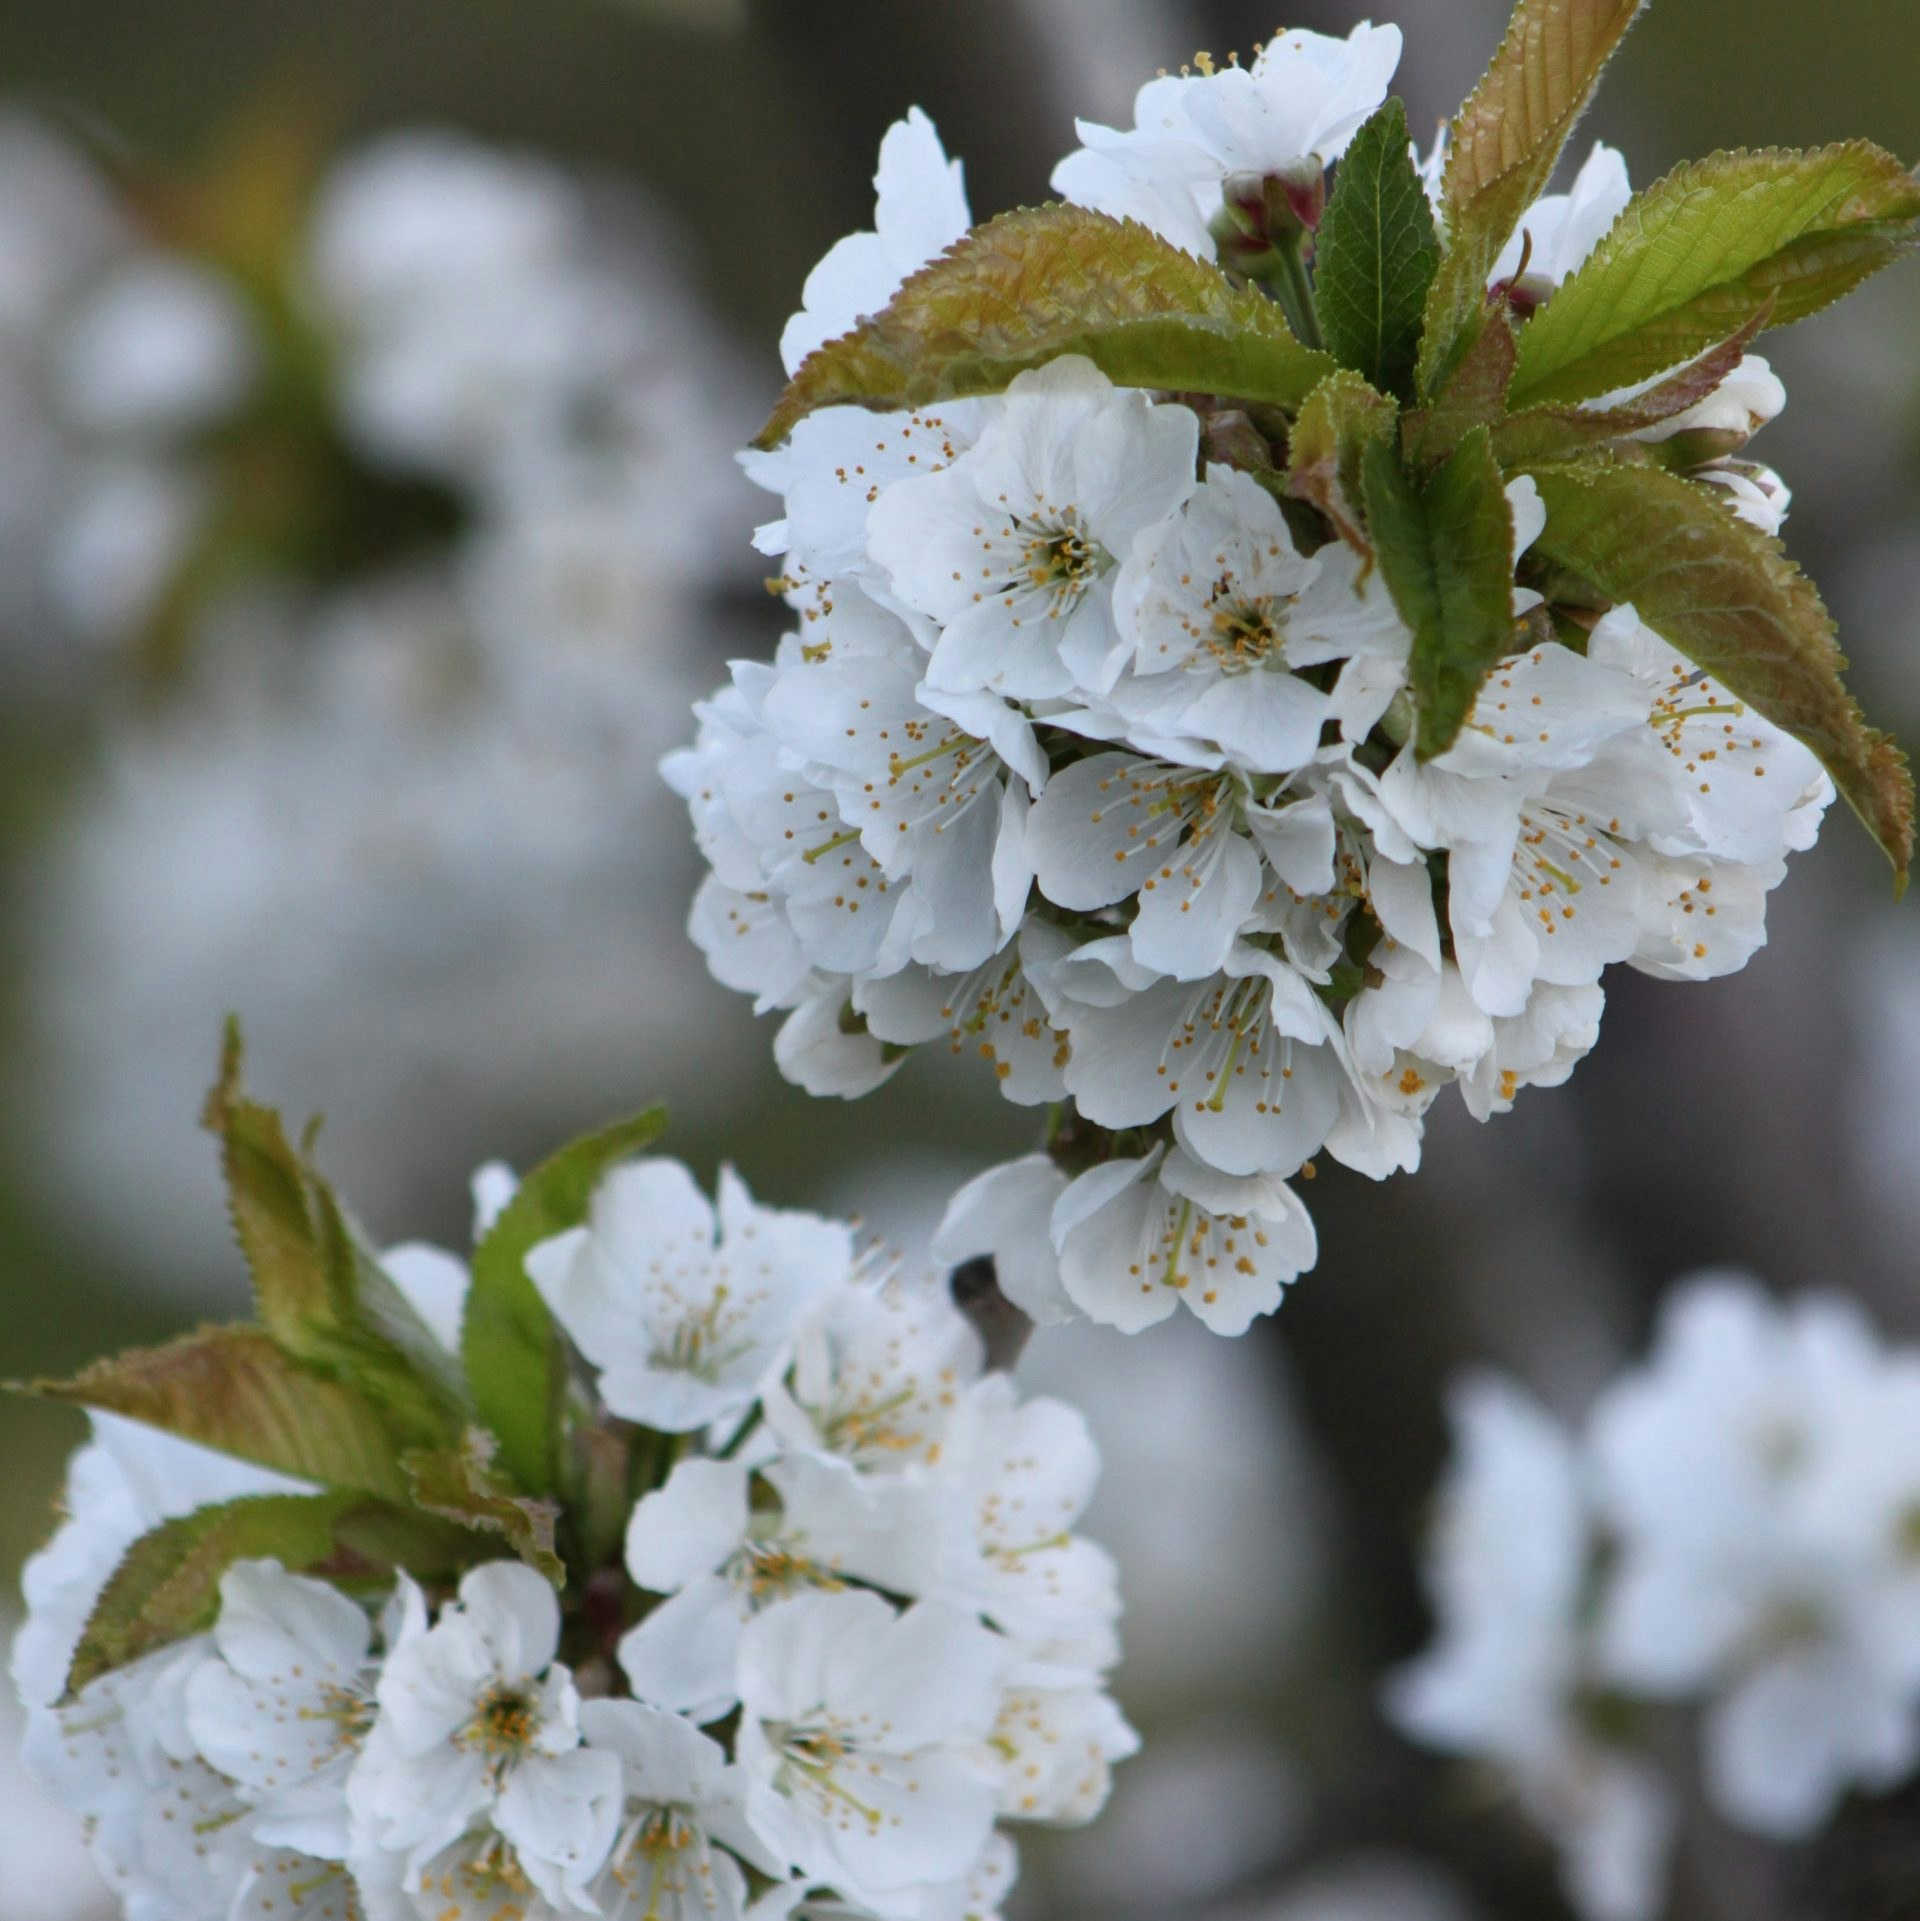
(1263, 157), (1327, 238)
(1209, 198), (1274, 268)
(1490, 271), (1556, 319)
(1656, 426), (1751, 470)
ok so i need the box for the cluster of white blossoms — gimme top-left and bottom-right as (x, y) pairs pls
(14, 1155), (1131, 1921)
(1390, 1274), (1920, 1921)
(677, 27), (1826, 1338)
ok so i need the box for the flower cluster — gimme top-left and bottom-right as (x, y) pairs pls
(676, 28), (1835, 1336)
(12, 1052), (1131, 1921)
(1390, 1274), (1920, 1921)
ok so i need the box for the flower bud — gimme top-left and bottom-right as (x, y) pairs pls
(1655, 426), (1752, 470)
(1489, 271), (1556, 319)
(1263, 157), (1328, 238)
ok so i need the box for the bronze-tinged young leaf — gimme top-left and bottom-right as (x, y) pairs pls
(202, 1023), (467, 1447)
(1526, 462), (1914, 888)
(756, 204), (1335, 448)
(462, 1107), (667, 1496)
(1419, 0), (1648, 397)
(65, 1488), (484, 1695)
(1363, 428), (1519, 758)
(1286, 371), (1398, 558)
(405, 1431), (563, 1586)
(1315, 99), (1441, 403)
(67, 1491), (360, 1693)
(1512, 145), (1920, 407)
(28, 1326), (412, 1502)
(1492, 306), (1772, 464)
(1403, 309), (1517, 468)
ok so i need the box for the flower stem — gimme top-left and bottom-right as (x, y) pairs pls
(1269, 233), (1325, 352)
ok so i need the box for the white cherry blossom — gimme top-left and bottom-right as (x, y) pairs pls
(1585, 605), (1830, 867)
(1060, 940), (1347, 1175)
(734, 1592), (1009, 1917)
(981, 1669), (1138, 1825)
(941, 1375), (1121, 1653)
(1590, 1277), (1920, 1838)
(186, 1560), (380, 1860)
(757, 606), (1038, 975)
(1027, 756), (1266, 982)
(1059, 1144), (1316, 1336)
(579, 1700), (774, 1921)
(1101, 463), (1407, 771)
(620, 1453), (949, 1722)
(1053, 26), (1404, 260)
(762, 1267), (984, 1473)
(852, 934), (1071, 1110)
(1488, 144), (1631, 289)
(527, 1159), (850, 1433)
(869, 358), (1197, 702)
(347, 1564), (619, 1908)
(938, 1140), (1321, 1338)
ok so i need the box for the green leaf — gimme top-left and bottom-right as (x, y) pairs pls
(202, 1023), (467, 1448)
(1286, 371), (1398, 557)
(1315, 99), (1441, 404)
(1419, 0), (1648, 397)
(1363, 427), (1519, 757)
(405, 1432), (563, 1586)
(1492, 306), (1771, 464)
(26, 1327), (413, 1503)
(1512, 145), (1920, 406)
(1403, 309), (1518, 468)
(1525, 462), (1914, 888)
(755, 204), (1335, 447)
(67, 1491), (361, 1693)
(461, 1106), (666, 1495)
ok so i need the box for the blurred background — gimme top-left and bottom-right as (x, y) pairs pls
(0, 1), (1916, 1916)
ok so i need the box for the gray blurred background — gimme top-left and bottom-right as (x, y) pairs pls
(1, 2), (1917, 1917)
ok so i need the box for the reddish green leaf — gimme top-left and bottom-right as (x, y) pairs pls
(1404, 308), (1518, 468)
(29, 1326), (412, 1502)
(405, 1432), (563, 1586)
(1492, 306), (1771, 464)
(1420, 0), (1648, 397)
(1513, 144), (1920, 406)
(202, 1022), (466, 1447)
(757, 204), (1334, 448)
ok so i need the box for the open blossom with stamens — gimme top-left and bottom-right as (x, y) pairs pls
(186, 1561), (385, 1860)
(348, 1564), (620, 1910)
(526, 1159), (851, 1433)
(685, 82), (1839, 1337)
(733, 1591), (1011, 1917)
(868, 356), (1199, 703)
(619, 1454), (949, 1722)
